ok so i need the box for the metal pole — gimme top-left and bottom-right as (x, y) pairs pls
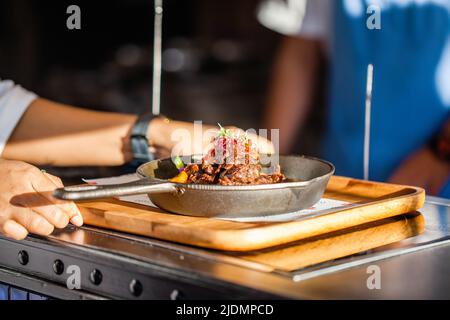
(152, 0), (163, 115)
(364, 64), (374, 181)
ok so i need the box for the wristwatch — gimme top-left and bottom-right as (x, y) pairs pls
(130, 112), (158, 166)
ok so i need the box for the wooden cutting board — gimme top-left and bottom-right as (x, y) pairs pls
(235, 211), (424, 271)
(77, 176), (425, 251)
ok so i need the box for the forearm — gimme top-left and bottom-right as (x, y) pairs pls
(264, 36), (322, 153)
(1, 96), (272, 166)
(2, 98), (138, 166)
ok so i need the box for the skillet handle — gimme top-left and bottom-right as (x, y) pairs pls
(53, 179), (176, 201)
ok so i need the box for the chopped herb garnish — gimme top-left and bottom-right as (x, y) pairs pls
(173, 156), (185, 170)
(217, 123), (233, 138)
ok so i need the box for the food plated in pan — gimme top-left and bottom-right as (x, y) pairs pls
(170, 126), (286, 185)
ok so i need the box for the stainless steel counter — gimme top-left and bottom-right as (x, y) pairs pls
(0, 196), (449, 299)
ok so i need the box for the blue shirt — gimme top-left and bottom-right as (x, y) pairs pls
(318, 0), (450, 195)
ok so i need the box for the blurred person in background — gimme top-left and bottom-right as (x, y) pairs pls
(260, 0), (450, 196)
(0, 79), (273, 240)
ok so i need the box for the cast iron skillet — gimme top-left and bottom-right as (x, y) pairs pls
(53, 155), (334, 218)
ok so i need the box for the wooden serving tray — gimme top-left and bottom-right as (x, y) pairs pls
(78, 176), (425, 251)
(235, 212), (424, 271)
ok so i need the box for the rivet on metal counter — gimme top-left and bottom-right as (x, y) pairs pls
(89, 269), (103, 286)
(17, 250), (29, 266)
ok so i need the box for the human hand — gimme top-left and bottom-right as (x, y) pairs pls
(0, 159), (83, 240)
(389, 147), (450, 195)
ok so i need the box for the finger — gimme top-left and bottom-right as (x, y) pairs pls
(30, 202), (70, 229)
(13, 172), (70, 228)
(0, 219), (29, 240)
(42, 172), (63, 186)
(12, 172), (77, 228)
(12, 207), (54, 236)
(43, 172), (83, 221)
(9, 192), (70, 229)
(36, 172), (83, 226)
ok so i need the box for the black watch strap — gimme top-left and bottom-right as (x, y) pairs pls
(130, 112), (157, 166)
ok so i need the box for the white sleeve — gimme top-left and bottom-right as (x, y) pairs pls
(257, 0), (331, 40)
(298, 0), (331, 40)
(0, 79), (37, 155)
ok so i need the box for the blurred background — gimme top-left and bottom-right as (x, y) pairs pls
(0, 0), (324, 179)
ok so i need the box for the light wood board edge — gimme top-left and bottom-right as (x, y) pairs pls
(237, 212), (425, 271)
